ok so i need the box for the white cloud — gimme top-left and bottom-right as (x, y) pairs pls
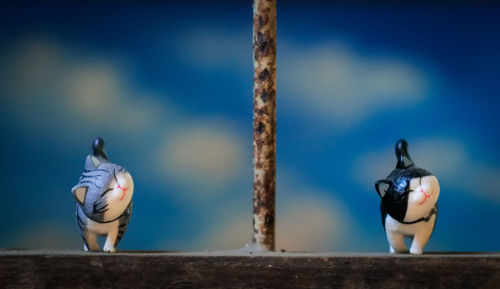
(276, 192), (350, 252)
(2, 37), (251, 203)
(7, 39), (64, 90)
(61, 62), (164, 131)
(2, 38), (169, 141)
(176, 28), (251, 71)
(155, 120), (249, 197)
(197, 184), (355, 252)
(353, 137), (500, 202)
(176, 28), (430, 129)
(199, 208), (251, 250)
(280, 42), (428, 128)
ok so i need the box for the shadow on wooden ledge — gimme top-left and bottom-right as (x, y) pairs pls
(1, 250), (499, 288)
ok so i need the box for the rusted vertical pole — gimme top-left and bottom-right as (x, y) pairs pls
(252, 0), (276, 251)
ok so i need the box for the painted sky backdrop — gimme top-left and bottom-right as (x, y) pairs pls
(1, 1), (499, 252)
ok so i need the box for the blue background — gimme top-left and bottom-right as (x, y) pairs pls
(0, 1), (499, 252)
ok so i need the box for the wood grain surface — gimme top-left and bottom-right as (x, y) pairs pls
(1, 250), (499, 288)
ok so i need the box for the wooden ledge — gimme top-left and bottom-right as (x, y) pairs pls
(1, 250), (499, 288)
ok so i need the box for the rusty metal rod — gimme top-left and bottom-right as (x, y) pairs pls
(252, 0), (276, 251)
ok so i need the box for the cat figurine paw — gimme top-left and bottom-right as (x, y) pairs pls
(72, 137), (133, 253)
(375, 139), (440, 255)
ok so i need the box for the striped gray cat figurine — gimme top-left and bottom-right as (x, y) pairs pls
(71, 138), (133, 252)
(375, 139), (440, 255)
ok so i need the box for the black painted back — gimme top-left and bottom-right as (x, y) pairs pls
(378, 139), (433, 226)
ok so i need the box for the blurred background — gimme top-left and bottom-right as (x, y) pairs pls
(1, 1), (499, 252)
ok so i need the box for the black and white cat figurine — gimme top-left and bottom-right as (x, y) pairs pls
(375, 139), (440, 254)
(71, 138), (133, 252)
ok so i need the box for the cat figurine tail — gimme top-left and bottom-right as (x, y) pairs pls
(375, 139), (440, 254)
(92, 137), (110, 162)
(71, 137), (134, 253)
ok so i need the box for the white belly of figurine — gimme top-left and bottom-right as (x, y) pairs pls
(384, 214), (436, 254)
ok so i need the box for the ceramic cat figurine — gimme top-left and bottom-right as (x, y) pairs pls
(375, 139), (440, 254)
(71, 137), (133, 252)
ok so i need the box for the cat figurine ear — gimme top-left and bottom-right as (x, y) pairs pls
(71, 185), (88, 204)
(375, 179), (393, 198)
(85, 155), (101, 170)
